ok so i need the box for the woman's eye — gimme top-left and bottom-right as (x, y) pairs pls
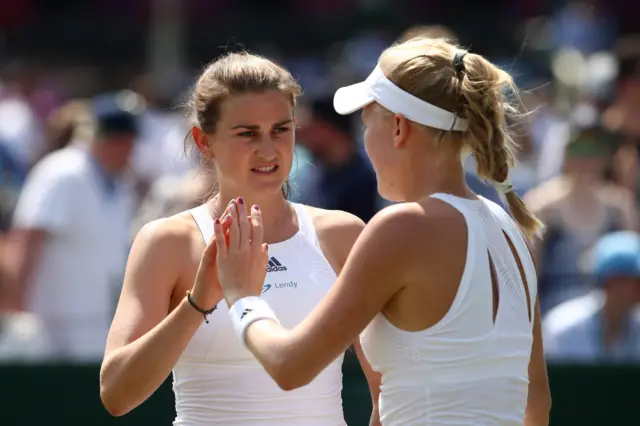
(273, 127), (290, 134)
(238, 131), (256, 137)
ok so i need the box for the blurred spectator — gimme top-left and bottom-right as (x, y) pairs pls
(294, 98), (379, 222)
(5, 91), (140, 362)
(0, 142), (28, 232)
(42, 100), (89, 156)
(127, 74), (195, 200)
(543, 231), (640, 363)
(0, 312), (53, 363)
(130, 170), (208, 237)
(0, 61), (47, 169)
(551, 0), (617, 55)
(525, 125), (638, 313)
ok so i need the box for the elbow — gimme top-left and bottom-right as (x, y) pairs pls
(275, 378), (307, 392)
(99, 364), (131, 417)
(270, 364), (313, 391)
(100, 386), (130, 417)
(273, 372), (310, 392)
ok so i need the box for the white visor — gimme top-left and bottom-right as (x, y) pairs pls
(333, 66), (468, 132)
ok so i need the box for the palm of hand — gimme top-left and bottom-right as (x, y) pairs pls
(191, 203), (235, 309)
(213, 199), (269, 306)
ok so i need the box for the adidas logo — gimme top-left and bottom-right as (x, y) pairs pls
(266, 257), (287, 273)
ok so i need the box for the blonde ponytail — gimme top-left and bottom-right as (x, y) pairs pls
(378, 38), (544, 238)
(455, 53), (543, 238)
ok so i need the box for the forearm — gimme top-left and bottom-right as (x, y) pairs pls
(8, 235), (44, 309)
(100, 298), (209, 416)
(244, 320), (308, 389)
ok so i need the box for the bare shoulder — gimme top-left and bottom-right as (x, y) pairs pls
(371, 198), (466, 246)
(128, 210), (204, 282)
(303, 205), (366, 237)
(298, 205), (366, 272)
(133, 212), (199, 256)
(107, 211), (203, 352)
(351, 199), (467, 279)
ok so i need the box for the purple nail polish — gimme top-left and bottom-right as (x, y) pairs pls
(214, 218), (220, 224)
(253, 204), (260, 211)
(238, 197), (244, 205)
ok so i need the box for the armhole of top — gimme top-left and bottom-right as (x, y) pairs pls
(426, 193), (479, 331)
(482, 199), (538, 323)
(189, 204), (213, 244)
(292, 203), (321, 249)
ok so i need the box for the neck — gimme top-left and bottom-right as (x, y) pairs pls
(401, 154), (470, 202)
(212, 189), (288, 235)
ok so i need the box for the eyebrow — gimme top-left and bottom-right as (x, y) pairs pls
(230, 119), (294, 130)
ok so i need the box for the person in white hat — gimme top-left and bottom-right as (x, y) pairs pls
(212, 37), (551, 426)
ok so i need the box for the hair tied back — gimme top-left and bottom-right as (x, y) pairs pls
(453, 51), (468, 75)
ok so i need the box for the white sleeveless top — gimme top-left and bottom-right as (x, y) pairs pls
(172, 202), (346, 426)
(360, 194), (537, 425)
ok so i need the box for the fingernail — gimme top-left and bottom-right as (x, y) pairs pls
(265, 243), (268, 250)
(227, 199), (234, 206)
(237, 197), (244, 205)
(214, 218), (220, 224)
(253, 204), (260, 210)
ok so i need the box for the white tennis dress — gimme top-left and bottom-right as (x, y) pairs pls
(360, 194), (537, 425)
(172, 202), (346, 425)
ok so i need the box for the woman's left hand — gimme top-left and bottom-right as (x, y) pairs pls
(214, 198), (268, 307)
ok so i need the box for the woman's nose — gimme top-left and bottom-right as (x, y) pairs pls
(257, 135), (277, 158)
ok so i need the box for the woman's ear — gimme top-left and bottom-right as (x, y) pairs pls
(192, 127), (212, 156)
(393, 114), (411, 149)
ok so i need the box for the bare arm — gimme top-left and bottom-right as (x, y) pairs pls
(99, 219), (222, 416)
(520, 233), (551, 426)
(218, 204), (414, 390)
(9, 166), (77, 310)
(4, 228), (46, 309)
(525, 297), (551, 426)
(314, 209), (382, 426)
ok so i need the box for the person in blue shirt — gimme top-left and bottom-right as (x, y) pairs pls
(543, 230), (640, 363)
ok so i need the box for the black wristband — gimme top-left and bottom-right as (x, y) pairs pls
(186, 291), (218, 323)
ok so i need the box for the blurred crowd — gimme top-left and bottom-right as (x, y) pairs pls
(1, 0), (640, 365)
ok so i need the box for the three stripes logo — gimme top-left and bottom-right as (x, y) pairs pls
(266, 257), (287, 273)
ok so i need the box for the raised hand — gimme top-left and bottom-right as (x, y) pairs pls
(214, 198), (268, 307)
(189, 202), (235, 312)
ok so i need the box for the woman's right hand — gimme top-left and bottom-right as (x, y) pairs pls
(189, 202), (235, 310)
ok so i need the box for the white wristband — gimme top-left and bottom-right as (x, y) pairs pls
(229, 296), (280, 345)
